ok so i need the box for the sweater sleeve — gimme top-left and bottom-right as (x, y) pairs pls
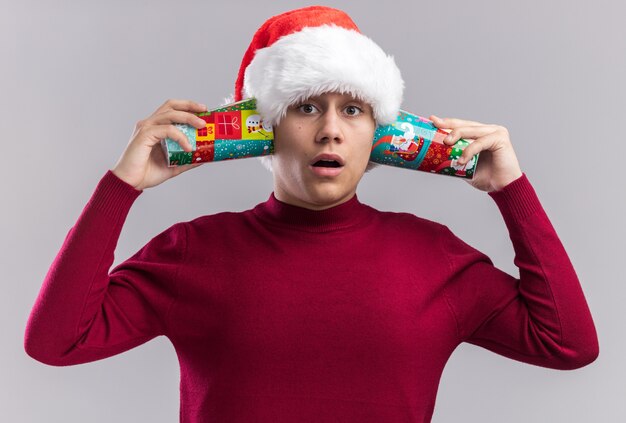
(441, 173), (599, 370)
(24, 170), (186, 366)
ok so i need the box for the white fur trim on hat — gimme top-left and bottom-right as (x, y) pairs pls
(242, 24), (404, 127)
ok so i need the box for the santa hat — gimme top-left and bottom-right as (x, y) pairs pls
(231, 5), (404, 172)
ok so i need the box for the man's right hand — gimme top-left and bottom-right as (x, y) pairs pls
(111, 99), (209, 191)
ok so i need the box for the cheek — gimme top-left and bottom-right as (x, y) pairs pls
(356, 127), (376, 161)
(272, 135), (300, 176)
(272, 130), (290, 161)
(274, 140), (299, 166)
(274, 124), (310, 163)
(273, 123), (300, 152)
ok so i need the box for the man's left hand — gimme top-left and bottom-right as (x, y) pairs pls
(430, 115), (523, 192)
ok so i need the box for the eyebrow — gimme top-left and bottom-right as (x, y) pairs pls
(306, 95), (369, 107)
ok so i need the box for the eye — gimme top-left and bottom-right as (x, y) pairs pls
(297, 104), (318, 114)
(344, 105), (364, 116)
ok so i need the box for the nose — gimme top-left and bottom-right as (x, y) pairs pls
(315, 108), (343, 144)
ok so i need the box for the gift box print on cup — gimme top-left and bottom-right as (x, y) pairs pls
(161, 98), (274, 166)
(162, 99), (479, 179)
(370, 110), (478, 179)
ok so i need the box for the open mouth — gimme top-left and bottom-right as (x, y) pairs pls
(309, 154), (345, 177)
(309, 160), (344, 177)
(312, 159), (342, 168)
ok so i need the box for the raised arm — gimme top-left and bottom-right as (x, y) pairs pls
(23, 171), (188, 365)
(24, 99), (206, 366)
(441, 173), (599, 370)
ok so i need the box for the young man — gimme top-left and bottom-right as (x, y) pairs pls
(25, 6), (598, 422)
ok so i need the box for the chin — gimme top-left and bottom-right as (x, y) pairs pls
(305, 185), (355, 207)
(274, 166), (361, 209)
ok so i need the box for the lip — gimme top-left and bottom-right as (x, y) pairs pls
(309, 152), (345, 178)
(309, 164), (344, 177)
(310, 153), (345, 167)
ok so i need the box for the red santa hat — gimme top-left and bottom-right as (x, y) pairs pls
(235, 5), (404, 126)
(232, 5), (404, 172)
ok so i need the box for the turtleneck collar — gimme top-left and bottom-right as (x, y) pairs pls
(252, 192), (374, 233)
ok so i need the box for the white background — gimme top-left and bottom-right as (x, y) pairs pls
(2, 0), (623, 421)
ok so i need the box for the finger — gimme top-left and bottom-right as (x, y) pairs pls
(154, 99), (207, 115)
(430, 115), (485, 129)
(457, 132), (500, 164)
(141, 124), (194, 152)
(442, 125), (499, 145)
(149, 109), (207, 129)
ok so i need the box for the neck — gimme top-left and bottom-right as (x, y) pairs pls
(273, 189), (357, 211)
(252, 191), (372, 233)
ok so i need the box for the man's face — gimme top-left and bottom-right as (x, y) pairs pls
(271, 92), (376, 211)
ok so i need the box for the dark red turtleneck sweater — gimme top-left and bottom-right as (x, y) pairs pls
(24, 170), (598, 422)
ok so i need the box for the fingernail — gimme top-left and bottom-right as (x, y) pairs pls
(445, 135), (453, 143)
